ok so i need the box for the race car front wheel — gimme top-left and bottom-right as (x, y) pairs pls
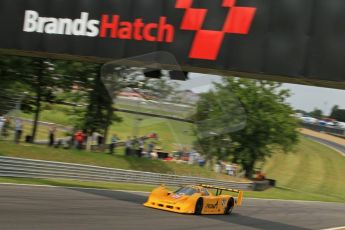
(194, 198), (203, 215)
(224, 198), (235, 215)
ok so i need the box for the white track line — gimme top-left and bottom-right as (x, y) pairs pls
(321, 226), (345, 230)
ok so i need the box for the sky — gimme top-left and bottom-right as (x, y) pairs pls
(180, 73), (345, 115)
(282, 83), (345, 115)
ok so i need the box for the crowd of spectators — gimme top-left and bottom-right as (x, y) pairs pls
(1, 118), (212, 172)
(1, 118), (248, 177)
(0, 120), (205, 166)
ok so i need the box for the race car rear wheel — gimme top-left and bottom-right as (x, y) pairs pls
(194, 198), (203, 215)
(224, 198), (235, 215)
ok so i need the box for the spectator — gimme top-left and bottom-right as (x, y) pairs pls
(188, 149), (199, 165)
(74, 130), (85, 150)
(14, 118), (23, 144)
(147, 142), (155, 157)
(62, 135), (72, 149)
(226, 164), (234, 176)
(0, 116), (5, 137)
(150, 149), (158, 159)
(131, 136), (140, 156)
(96, 133), (104, 146)
(124, 136), (132, 156)
(90, 132), (103, 151)
(214, 161), (222, 173)
(2, 117), (11, 137)
(109, 134), (118, 154)
(48, 124), (57, 147)
(198, 158), (206, 167)
(138, 137), (144, 158)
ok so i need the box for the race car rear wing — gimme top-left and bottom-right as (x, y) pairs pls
(199, 184), (244, 206)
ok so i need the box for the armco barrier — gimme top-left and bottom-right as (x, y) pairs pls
(0, 156), (253, 190)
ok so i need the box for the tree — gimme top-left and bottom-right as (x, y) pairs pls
(330, 105), (345, 122)
(331, 105), (339, 116)
(83, 67), (121, 141)
(1, 55), (79, 141)
(0, 55), (124, 143)
(0, 55), (33, 95)
(0, 55), (21, 115)
(0, 56), (55, 128)
(63, 62), (122, 142)
(309, 108), (323, 119)
(194, 78), (299, 178)
(19, 58), (62, 142)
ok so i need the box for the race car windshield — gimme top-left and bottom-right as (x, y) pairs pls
(174, 187), (198, 196)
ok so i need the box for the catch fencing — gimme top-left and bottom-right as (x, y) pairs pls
(0, 156), (253, 190)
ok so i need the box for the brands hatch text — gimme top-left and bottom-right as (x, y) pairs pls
(23, 10), (175, 43)
(22, 0), (257, 61)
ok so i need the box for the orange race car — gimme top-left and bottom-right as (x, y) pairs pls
(144, 184), (243, 215)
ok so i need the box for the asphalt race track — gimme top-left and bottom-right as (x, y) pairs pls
(0, 184), (344, 230)
(303, 134), (345, 156)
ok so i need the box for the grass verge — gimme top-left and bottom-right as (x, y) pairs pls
(255, 136), (345, 203)
(0, 141), (246, 182)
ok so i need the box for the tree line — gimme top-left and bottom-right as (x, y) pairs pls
(296, 105), (345, 122)
(0, 54), (118, 143)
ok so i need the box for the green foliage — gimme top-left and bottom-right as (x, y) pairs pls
(194, 78), (299, 178)
(0, 55), (30, 115)
(0, 55), (124, 142)
(83, 71), (122, 137)
(309, 108), (323, 119)
(330, 106), (345, 122)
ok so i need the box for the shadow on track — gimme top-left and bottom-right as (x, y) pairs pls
(71, 187), (148, 205)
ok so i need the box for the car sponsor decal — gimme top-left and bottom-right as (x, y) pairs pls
(172, 194), (181, 199)
(222, 198), (227, 207)
(206, 201), (218, 209)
